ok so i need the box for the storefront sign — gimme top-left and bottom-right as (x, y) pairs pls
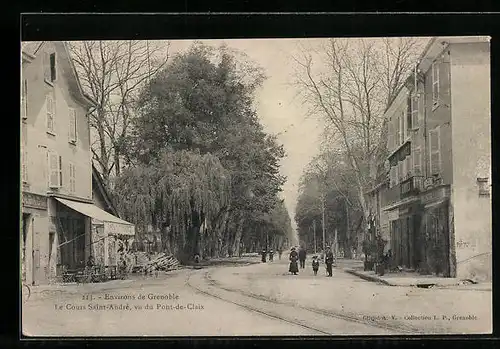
(22, 192), (47, 210)
(105, 222), (135, 236)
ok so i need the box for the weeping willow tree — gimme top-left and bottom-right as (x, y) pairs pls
(113, 149), (230, 261)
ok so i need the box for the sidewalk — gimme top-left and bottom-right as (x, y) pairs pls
(26, 278), (137, 302)
(344, 268), (492, 291)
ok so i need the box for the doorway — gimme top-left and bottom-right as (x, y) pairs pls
(21, 213), (30, 283)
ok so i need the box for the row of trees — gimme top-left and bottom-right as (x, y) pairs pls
(71, 41), (293, 262)
(293, 38), (426, 255)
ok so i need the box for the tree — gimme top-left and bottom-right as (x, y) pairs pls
(293, 38), (426, 249)
(116, 42), (290, 258)
(113, 149), (230, 261)
(69, 40), (170, 184)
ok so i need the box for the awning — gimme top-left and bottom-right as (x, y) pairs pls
(55, 197), (135, 236)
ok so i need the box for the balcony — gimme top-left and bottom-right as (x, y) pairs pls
(400, 175), (424, 199)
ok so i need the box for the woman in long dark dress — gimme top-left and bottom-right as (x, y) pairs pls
(289, 247), (299, 275)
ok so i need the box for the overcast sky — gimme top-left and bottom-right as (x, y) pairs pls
(166, 39), (325, 236)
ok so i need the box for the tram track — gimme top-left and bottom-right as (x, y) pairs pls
(186, 271), (330, 335)
(186, 269), (423, 335)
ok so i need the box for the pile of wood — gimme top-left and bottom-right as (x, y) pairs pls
(142, 253), (180, 273)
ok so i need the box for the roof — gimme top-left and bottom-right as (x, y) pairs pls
(383, 36), (490, 120)
(55, 197), (135, 236)
(92, 164), (119, 217)
(21, 41), (97, 108)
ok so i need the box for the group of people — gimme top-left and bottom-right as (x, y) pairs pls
(288, 245), (335, 277)
(261, 248), (283, 263)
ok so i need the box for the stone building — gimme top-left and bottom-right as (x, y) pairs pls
(21, 41), (135, 285)
(380, 36), (491, 281)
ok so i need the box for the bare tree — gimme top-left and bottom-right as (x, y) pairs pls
(293, 37), (426, 249)
(69, 40), (170, 185)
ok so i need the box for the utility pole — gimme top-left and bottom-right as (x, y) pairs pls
(322, 192), (326, 253)
(334, 228), (338, 266)
(346, 198), (349, 257)
(313, 220), (317, 254)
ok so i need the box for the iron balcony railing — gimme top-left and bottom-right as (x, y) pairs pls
(400, 175), (424, 199)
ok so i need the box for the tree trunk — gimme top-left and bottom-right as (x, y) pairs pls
(97, 109), (109, 183)
(114, 146), (121, 177)
(232, 213), (245, 257)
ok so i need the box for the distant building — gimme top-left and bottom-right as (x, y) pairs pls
(379, 36), (491, 281)
(21, 41), (135, 285)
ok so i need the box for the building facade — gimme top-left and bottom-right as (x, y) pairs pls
(380, 36), (491, 281)
(21, 41), (135, 285)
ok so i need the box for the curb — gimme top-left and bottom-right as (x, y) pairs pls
(344, 268), (393, 286)
(344, 268), (492, 290)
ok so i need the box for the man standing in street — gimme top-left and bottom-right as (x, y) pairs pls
(325, 246), (334, 277)
(298, 246), (307, 269)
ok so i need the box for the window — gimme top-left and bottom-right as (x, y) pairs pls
(395, 163), (399, 185)
(48, 151), (62, 188)
(50, 53), (57, 82)
(406, 96), (412, 130)
(411, 95), (419, 129)
(46, 93), (55, 133)
(21, 146), (28, 183)
(44, 52), (57, 83)
(398, 159), (406, 182)
(400, 112), (405, 143)
(394, 116), (400, 147)
(390, 166), (396, 188)
(68, 108), (77, 143)
(388, 119), (394, 152)
(69, 162), (76, 193)
(432, 62), (440, 106)
(477, 178), (490, 197)
(429, 127), (441, 175)
(21, 79), (28, 120)
(413, 146), (422, 175)
(21, 122), (28, 183)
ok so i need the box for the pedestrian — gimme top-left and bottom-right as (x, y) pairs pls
(298, 246), (307, 269)
(261, 249), (267, 263)
(325, 246), (334, 277)
(269, 249), (274, 262)
(289, 247), (299, 275)
(278, 248), (282, 260)
(312, 255), (320, 276)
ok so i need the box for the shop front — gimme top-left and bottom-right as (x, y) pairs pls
(21, 192), (49, 285)
(419, 185), (452, 277)
(53, 198), (135, 275)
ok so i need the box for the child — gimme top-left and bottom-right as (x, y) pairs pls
(312, 255), (320, 276)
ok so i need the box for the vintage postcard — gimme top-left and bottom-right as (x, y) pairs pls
(21, 36), (492, 336)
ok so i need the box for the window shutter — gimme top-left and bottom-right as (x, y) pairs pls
(413, 146), (422, 175)
(407, 97), (412, 130)
(432, 62), (440, 105)
(59, 156), (63, 187)
(46, 94), (54, 132)
(395, 117), (400, 147)
(43, 52), (51, 81)
(390, 166), (395, 188)
(411, 96), (419, 129)
(49, 152), (59, 187)
(69, 108), (77, 142)
(50, 53), (57, 82)
(69, 163), (76, 193)
(388, 121), (394, 151)
(429, 128), (441, 175)
(72, 164), (76, 193)
(21, 80), (28, 119)
(22, 146), (27, 183)
(395, 162), (400, 185)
